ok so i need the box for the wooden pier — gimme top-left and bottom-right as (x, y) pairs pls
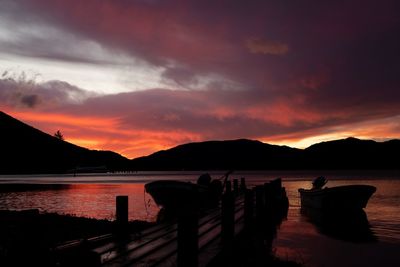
(54, 178), (289, 267)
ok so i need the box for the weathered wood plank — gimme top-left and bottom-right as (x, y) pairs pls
(54, 193), (248, 267)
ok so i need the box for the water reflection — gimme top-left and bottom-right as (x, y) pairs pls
(0, 183), (160, 221)
(0, 183), (71, 192)
(301, 207), (377, 243)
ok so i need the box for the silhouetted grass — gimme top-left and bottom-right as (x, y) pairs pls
(0, 209), (153, 266)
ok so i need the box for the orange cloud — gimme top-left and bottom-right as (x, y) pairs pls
(3, 109), (203, 158)
(9, 111), (118, 129)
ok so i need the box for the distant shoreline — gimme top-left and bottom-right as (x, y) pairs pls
(1, 169), (399, 179)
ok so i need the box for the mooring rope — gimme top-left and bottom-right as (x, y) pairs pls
(143, 187), (152, 219)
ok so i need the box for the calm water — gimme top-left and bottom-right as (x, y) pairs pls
(1, 171), (400, 267)
(274, 179), (400, 267)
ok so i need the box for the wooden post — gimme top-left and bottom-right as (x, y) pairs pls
(264, 182), (272, 212)
(116, 196), (128, 224)
(255, 186), (264, 222)
(244, 189), (254, 231)
(240, 177), (246, 193)
(115, 196), (129, 237)
(233, 179), (239, 197)
(177, 209), (198, 267)
(254, 186), (267, 263)
(221, 191), (234, 246)
(225, 180), (232, 194)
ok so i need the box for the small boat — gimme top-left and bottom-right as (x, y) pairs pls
(298, 177), (376, 210)
(145, 172), (230, 218)
(145, 180), (212, 209)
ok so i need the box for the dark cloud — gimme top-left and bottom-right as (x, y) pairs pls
(161, 66), (199, 87)
(13, 0), (400, 100)
(0, 1), (131, 66)
(20, 94), (39, 108)
(0, 73), (96, 109)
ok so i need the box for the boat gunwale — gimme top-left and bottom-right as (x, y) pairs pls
(298, 184), (376, 196)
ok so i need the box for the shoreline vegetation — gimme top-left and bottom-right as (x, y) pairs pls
(0, 209), (302, 267)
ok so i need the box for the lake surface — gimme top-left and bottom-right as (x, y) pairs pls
(1, 171), (400, 267)
(274, 179), (400, 267)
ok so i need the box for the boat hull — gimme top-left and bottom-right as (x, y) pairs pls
(298, 185), (376, 210)
(145, 180), (219, 211)
(145, 180), (200, 209)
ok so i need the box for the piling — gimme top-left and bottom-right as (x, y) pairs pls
(221, 190), (235, 247)
(233, 179), (239, 197)
(255, 186), (265, 221)
(115, 196), (128, 236)
(263, 182), (272, 212)
(225, 180), (232, 194)
(240, 177), (247, 193)
(244, 189), (254, 231)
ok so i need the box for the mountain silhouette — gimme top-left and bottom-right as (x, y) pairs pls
(303, 137), (400, 169)
(1, 111), (399, 173)
(130, 137), (400, 170)
(0, 111), (129, 174)
(130, 139), (302, 170)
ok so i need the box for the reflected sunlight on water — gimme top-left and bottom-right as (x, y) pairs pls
(0, 184), (160, 221)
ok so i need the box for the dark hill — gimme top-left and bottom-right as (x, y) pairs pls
(304, 137), (400, 169)
(130, 139), (302, 170)
(0, 111), (129, 174)
(130, 137), (400, 171)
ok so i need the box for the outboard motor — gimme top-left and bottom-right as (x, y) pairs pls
(197, 173), (212, 186)
(312, 176), (327, 189)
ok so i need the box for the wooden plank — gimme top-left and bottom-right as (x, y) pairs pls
(102, 231), (177, 267)
(52, 195), (247, 267)
(150, 200), (246, 267)
(100, 227), (177, 265)
(197, 203), (245, 267)
(141, 212), (239, 267)
(97, 206), (224, 265)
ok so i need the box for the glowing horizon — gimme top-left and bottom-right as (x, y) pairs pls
(2, 109), (398, 159)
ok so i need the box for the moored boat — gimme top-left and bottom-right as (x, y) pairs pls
(298, 177), (376, 210)
(145, 172), (230, 218)
(145, 180), (201, 209)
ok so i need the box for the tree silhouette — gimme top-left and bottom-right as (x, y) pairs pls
(54, 130), (64, 141)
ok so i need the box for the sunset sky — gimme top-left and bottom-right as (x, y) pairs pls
(1, 0), (399, 158)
